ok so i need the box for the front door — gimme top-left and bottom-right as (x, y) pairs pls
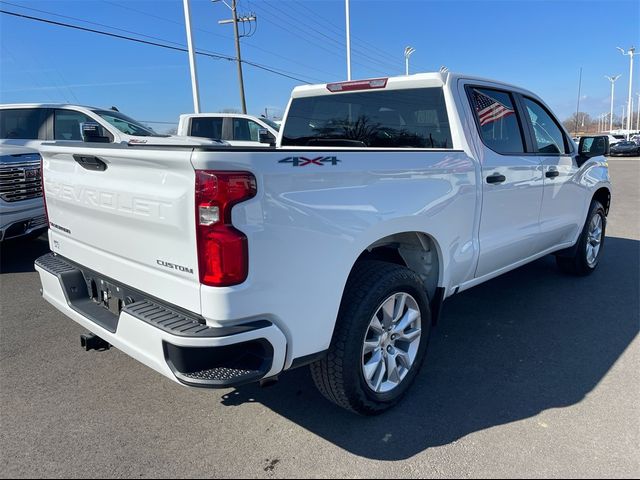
(520, 96), (585, 251)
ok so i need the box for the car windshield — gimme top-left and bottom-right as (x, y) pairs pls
(91, 110), (165, 137)
(261, 117), (280, 131)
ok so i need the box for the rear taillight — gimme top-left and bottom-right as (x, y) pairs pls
(40, 158), (49, 225)
(195, 171), (257, 287)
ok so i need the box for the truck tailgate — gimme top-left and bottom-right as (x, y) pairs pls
(40, 144), (201, 314)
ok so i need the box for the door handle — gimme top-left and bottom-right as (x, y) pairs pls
(73, 155), (107, 172)
(486, 173), (506, 184)
(546, 169), (560, 178)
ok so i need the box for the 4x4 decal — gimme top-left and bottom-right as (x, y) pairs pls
(278, 156), (341, 167)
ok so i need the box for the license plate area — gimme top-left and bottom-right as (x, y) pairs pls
(57, 267), (144, 334)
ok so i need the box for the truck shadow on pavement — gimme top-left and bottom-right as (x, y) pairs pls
(0, 234), (49, 274)
(221, 236), (639, 460)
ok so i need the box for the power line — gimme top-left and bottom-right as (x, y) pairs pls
(0, 9), (317, 84)
(101, 0), (338, 80)
(289, 0), (425, 71)
(259, 0), (399, 73)
(246, 0), (389, 77)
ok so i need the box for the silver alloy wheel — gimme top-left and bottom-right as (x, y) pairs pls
(361, 292), (422, 394)
(586, 213), (603, 267)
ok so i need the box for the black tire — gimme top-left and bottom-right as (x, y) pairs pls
(310, 260), (432, 415)
(556, 200), (606, 276)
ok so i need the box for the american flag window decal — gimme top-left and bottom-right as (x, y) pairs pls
(473, 89), (515, 126)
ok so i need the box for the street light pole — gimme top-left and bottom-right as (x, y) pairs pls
(404, 47), (415, 75)
(605, 74), (621, 132)
(183, 0), (201, 113)
(621, 105), (626, 129)
(345, 0), (351, 80)
(636, 93), (640, 131)
(617, 46), (636, 139)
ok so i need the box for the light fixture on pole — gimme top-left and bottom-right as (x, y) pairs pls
(183, 0), (201, 113)
(605, 74), (621, 132)
(404, 46), (416, 75)
(617, 46), (636, 139)
(345, 0), (351, 80)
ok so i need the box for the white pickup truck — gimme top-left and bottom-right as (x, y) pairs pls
(35, 72), (611, 415)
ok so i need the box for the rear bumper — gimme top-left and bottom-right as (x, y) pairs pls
(35, 253), (287, 388)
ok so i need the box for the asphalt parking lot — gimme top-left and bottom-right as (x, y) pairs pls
(1, 158), (638, 478)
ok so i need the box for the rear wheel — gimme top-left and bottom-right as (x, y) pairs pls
(310, 261), (431, 415)
(556, 200), (606, 276)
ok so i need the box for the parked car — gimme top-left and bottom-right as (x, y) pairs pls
(609, 140), (640, 156)
(0, 104), (226, 148)
(0, 145), (46, 242)
(177, 113), (279, 146)
(35, 72), (611, 415)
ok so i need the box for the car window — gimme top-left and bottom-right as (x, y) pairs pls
(523, 97), (568, 154)
(248, 121), (262, 142)
(233, 118), (260, 142)
(261, 117), (280, 131)
(0, 108), (45, 139)
(469, 87), (525, 154)
(91, 110), (160, 137)
(54, 109), (93, 141)
(190, 118), (223, 139)
(282, 87), (453, 148)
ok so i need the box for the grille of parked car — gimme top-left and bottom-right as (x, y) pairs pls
(0, 158), (43, 202)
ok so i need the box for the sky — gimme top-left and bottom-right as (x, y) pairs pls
(1, 0), (639, 132)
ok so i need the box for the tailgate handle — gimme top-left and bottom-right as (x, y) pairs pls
(73, 155), (108, 172)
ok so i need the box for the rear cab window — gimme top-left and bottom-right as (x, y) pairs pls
(281, 87), (453, 148)
(190, 117), (223, 139)
(0, 108), (47, 140)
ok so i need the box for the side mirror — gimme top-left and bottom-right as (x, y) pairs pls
(259, 128), (276, 146)
(577, 135), (609, 166)
(81, 122), (111, 143)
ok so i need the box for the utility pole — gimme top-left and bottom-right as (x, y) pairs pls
(216, 0), (256, 114)
(183, 0), (201, 113)
(605, 74), (621, 132)
(617, 46), (636, 139)
(345, 0), (351, 80)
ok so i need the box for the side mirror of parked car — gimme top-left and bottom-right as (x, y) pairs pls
(81, 122), (111, 143)
(577, 135), (609, 166)
(259, 129), (276, 146)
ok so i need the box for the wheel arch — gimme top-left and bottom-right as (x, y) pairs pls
(592, 186), (611, 215)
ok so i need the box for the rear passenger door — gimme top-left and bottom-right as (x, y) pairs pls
(465, 86), (545, 278)
(520, 97), (585, 251)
